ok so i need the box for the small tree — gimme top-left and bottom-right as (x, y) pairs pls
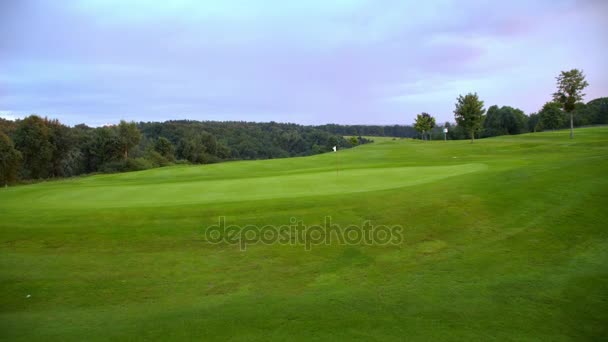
(454, 93), (486, 143)
(414, 112), (436, 140)
(553, 69), (589, 139)
(117, 120), (141, 160)
(0, 132), (22, 186)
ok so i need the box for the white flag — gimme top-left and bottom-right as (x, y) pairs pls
(332, 146), (337, 152)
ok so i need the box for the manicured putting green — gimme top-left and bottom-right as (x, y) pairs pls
(2, 163), (485, 209)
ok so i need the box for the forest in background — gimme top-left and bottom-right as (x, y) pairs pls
(0, 95), (606, 184)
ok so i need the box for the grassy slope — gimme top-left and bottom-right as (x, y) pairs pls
(1, 127), (607, 341)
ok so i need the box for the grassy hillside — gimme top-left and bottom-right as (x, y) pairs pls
(1, 127), (607, 341)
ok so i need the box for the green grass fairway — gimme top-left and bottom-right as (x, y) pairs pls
(1, 127), (607, 341)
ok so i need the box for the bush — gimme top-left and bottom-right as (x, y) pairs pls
(99, 160), (127, 173)
(125, 158), (154, 171)
(197, 152), (220, 164)
(146, 150), (171, 167)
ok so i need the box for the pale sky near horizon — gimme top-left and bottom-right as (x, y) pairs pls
(1, 0), (607, 126)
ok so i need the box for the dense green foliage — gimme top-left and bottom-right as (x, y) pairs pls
(482, 105), (528, 137)
(539, 101), (564, 130)
(137, 121), (360, 162)
(575, 97), (608, 125)
(1, 94), (606, 182)
(13, 116), (54, 179)
(154, 137), (175, 161)
(117, 120), (142, 160)
(316, 124), (418, 137)
(0, 132), (21, 186)
(0, 118), (369, 181)
(527, 112), (541, 132)
(454, 93), (486, 142)
(1, 127), (607, 340)
(414, 112), (436, 140)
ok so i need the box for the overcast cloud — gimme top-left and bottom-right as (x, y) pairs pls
(1, 0), (606, 126)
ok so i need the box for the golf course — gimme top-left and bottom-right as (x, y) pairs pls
(1, 127), (607, 341)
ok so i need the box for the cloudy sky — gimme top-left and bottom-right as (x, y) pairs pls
(1, 0), (606, 126)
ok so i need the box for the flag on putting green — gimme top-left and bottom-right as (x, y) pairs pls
(333, 146), (337, 152)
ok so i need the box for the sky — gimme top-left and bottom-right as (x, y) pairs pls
(1, 0), (607, 126)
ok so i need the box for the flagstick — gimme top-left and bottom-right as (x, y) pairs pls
(336, 147), (339, 176)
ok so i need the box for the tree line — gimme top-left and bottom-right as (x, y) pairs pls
(0, 118), (372, 185)
(1, 69), (605, 185)
(414, 69), (606, 142)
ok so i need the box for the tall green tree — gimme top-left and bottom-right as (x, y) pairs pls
(154, 137), (175, 161)
(414, 113), (436, 140)
(584, 97), (608, 124)
(13, 115), (53, 179)
(0, 118), (17, 137)
(553, 69), (589, 139)
(454, 93), (486, 143)
(117, 120), (141, 160)
(539, 102), (564, 130)
(484, 105), (528, 137)
(176, 132), (212, 163)
(0, 132), (21, 186)
(528, 112), (541, 132)
(84, 126), (122, 171)
(48, 119), (74, 177)
(483, 105), (503, 137)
